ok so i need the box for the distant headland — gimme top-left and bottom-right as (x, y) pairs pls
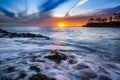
(83, 13), (120, 27)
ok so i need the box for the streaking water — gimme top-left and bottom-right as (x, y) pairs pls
(0, 27), (120, 80)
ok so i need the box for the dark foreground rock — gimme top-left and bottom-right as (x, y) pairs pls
(44, 50), (67, 63)
(68, 59), (78, 64)
(2, 77), (12, 80)
(81, 72), (97, 80)
(29, 66), (40, 72)
(99, 75), (112, 80)
(4, 66), (15, 73)
(18, 72), (27, 79)
(0, 28), (50, 39)
(73, 63), (89, 70)
(29, 73), (56, 80)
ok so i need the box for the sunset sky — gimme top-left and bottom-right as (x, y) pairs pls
(0, 0), (120, 27)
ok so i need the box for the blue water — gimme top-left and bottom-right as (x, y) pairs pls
(1, 27), (120, 54)
(0, 27), (120, 80)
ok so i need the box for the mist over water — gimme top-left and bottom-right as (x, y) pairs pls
(0, 27), (120, 80)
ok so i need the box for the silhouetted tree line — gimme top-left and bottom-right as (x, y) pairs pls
(88, 13), (120, 23)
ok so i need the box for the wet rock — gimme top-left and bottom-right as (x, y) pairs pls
(99, 75), (112, 80)
(73, 64), (89, 70)
(0, 28), (50, 39)
(0, 60), (4, 64)
(1, 76), (12, 80)
(5, 66), (15, 73)
(58, 49), (79, 52)
(81, 72), (97, 80)
(68, 59), (77, 64)
(44, 50), (67, 63)
(29, 66), (40, 72)
(29, 73), (55, 80)
(18, 72), (27, 79)
(49, 78), (57, 80)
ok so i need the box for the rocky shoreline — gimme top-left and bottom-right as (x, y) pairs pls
(0, 28), (119, 80)
(0, 50), (114, 80)
(0, 28), (50, 39)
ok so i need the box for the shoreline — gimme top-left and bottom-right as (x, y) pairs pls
(83, 22), (120, 28)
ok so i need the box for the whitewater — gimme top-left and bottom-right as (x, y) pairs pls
(0, 27), (120, 80)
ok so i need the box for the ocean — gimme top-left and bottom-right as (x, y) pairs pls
(0, 27), (120, 80)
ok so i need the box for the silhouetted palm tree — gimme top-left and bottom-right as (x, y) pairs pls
(88, 17), (94, 23)
(97, 17), (101, 23)
(95, 17), (99, 23)
(109, 17), (112, 22)
(103, 17), (108, 23)
(118, 13), (120, 22)
(113, 13), (120, 22)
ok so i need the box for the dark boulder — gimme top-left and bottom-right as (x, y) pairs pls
(18, 72), (27, 79)
(73, 63), (89, 70)
(29, 73), (56, 80)
(68, 59), (77, 64)
(4, 66), (15, 73)
(99, 75), (111, 80)
(1, 77), (12, 80)
(29, 66), (40, 72)
(81, 72), (97, 80)
(44, 50), (67, 63)
(0, 28), (50, 39)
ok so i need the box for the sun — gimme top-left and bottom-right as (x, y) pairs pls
(57, 23), (67, 28)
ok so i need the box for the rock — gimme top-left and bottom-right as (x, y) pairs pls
(1, 76), (12, 80)
(99, 75), (112, 80)
(5, 66), (15, 73)
(18, 72), (27, 79)
(0, 60), (4, 64)
(29, 73), (55, 80)
(49, 78), (57, 80)
(44, 50), (67, 63)
(68, 59), (77, 64)
(0, 28), (50, 39)
(29, 66), (40, 72)
(73, 64), (89, 70)
(81, 72), (97, 80)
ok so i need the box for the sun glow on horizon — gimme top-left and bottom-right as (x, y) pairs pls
(57, 23), (67, 28)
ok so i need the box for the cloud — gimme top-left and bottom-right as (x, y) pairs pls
(39, 0), (68, 13)
(0, 6), (15, 18)
(66, 0), (88, 16)
(92, 5), (120, 17)
(100, 5), (120, 14)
